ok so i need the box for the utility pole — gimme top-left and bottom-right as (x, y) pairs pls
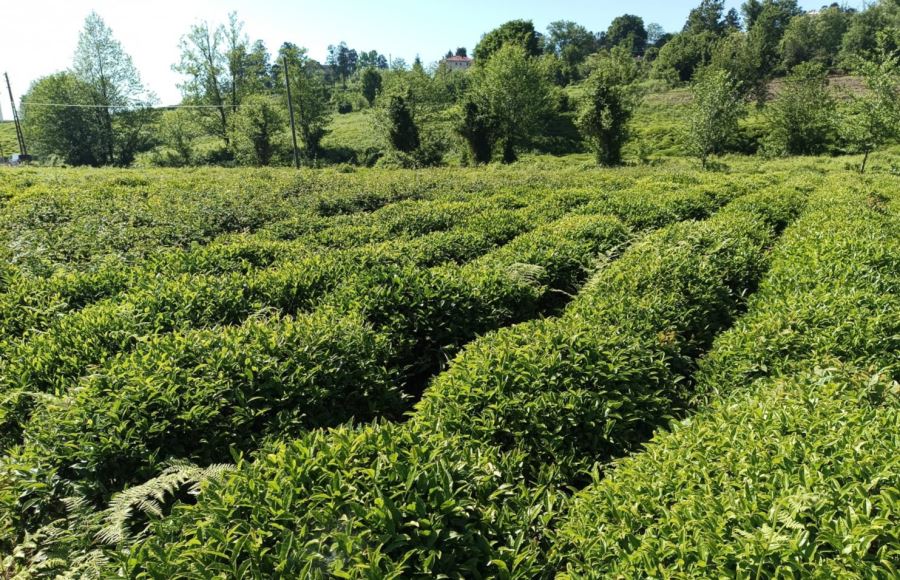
(4, 72), (28, 158)
(282, 57), (300, 170)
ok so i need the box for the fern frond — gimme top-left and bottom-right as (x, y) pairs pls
(96, 461), (234, 545)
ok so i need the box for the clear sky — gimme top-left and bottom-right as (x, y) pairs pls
(0, 0), (858, 119)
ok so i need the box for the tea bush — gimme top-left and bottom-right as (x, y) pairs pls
(0, 210), (631, 527)
(1, 157), (890, 578)
(112, 188), (806, 577)
(557, 186), (900, 577)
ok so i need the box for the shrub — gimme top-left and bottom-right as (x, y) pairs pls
(383, 94), (420, 153)
(119, 422), (553, 578)
(466, 44), (554, 163)
(684, 68), (745, 168)
(839, 53), (900, 173)
(696, 187), (900, 399)
(762, 63), (836, 156)
(20, 308), (401, 500)
(577, 47), (641, 166)
(456, 98), (495, 164)
(1, 209), (630, 522)
(557, 366), (900, 578)
(360, 68), (382, 106)
(231, 95), (287, 166)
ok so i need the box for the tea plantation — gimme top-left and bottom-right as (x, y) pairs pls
(0, 154), (897, 577)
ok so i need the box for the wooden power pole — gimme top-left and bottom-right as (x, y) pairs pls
(282, 57), (300, 170)
(4, 72), (28, 158)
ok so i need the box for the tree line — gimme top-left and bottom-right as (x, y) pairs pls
(18, 1), (900, 170)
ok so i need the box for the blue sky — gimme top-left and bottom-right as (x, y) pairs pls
(0, 0), (859, 118)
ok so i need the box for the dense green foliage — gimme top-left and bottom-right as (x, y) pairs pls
(577, 48), (641, 165)
(383, 93), (420, 153)
(104, 183), (805, 577)
(465, 44), (553, 163)
(0, 123), (18, 158)
(685, 68), (745, 167)
(473, 19), (542, 62)
(21, 12), (155, 166)
(762, 62), (836, 156)
(0, 153), (897, 576)
(558, 183), (900, 577)
(840, 54), (900, 172)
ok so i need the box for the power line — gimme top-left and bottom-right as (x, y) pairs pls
(20, 101), (247, 110)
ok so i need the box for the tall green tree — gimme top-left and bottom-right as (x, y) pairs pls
(279, 43), (332, 161)
(653, 0), (744, 83)
(174, 19), (230, 146)
(358, 50), (389, 70)
(247, 40), (274, 90)
(456, 97), (495, 164)
(22, 73), (103, 165)
(361, 68), (383, 106)
(605, 15), (648, 56)
(224, 12), (249, 113)
(840, 0), (900, 64)
(174, 12), (268, 148)
(683, 0), (738, 36)
(546, 20), (598, 78)
(383, 93), (420, 153)
(223, 15), (271, 110)
(577, 47), (641, 165)
(73, 11), (155, 165)
(684, 68), (745, 168)
(741, 0), (803, 103)
(646, 23), (668, 46)
(653, 31), (719, 82)
(781, 6), (852, 70)
(232, 94), (286, 166)
(326, 42), (358, 86)
(155, 109), (201, 166)
(474, 20), (542, 62)
(467, 44), (553, 163)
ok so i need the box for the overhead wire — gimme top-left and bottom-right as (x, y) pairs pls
(19, 102), (246, 109)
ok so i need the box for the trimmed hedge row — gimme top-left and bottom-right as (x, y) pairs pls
(0, 267), (134, 343)
(695, 190), (900, 399)
(114, 189), (804, 577)
(0, 180), (724, 349)
(0, 201), (575, 388)
(556, 187), (900, 578)
(0, 183), (725, 441)
(0, 211), (629, 535)
(116, 422), (547, 579)
(558, 367), (900, 579)
(414, 188), (805, 482)
(0, 197), (544, 344)
(2, 175), (734, 553)
(2, 167), (556, 273)
(1, 165), (773, 277)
